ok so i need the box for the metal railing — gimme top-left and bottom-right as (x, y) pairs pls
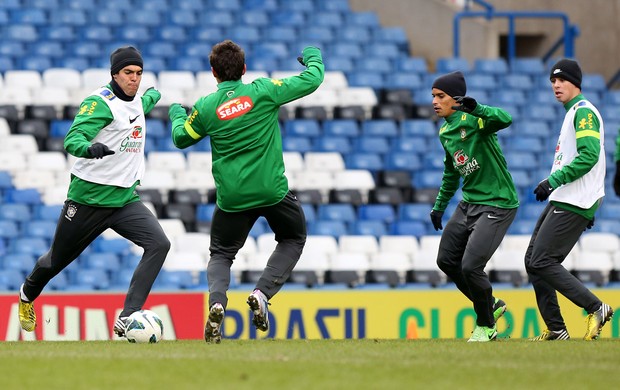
(454, 0), (578, 64)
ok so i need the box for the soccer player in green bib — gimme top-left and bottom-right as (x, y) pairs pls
(168, 40), (324, 343)
(430, 71), (519, 342)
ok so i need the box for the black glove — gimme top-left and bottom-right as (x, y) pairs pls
(430, 210), (444, 231)
(87, 143), (115, 159)
(297, 56), (305, 66)
(533, 179), (554, 202)
(451, 96), (477, 113)
(585, 216), (595, 231)
(614, 161), (620, 197)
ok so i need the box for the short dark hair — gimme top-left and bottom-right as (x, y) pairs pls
(209, 40), (245, 82)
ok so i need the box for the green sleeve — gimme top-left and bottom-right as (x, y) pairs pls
(548, 107), (601, 188)
(141, 87), (161, 115)
(433, 149), (461, 212)
(263, 46), (324, 106)
(169, 103), (207, 149)
(64, 96), (113, 158)
(470, 103), (513, 135)
(615, 126), (620, 162)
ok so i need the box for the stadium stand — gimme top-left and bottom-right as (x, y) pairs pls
(0, 0), (619, 292)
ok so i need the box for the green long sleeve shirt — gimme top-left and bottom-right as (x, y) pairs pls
(433, 104), (519, 212)
(169, 47), (324, 212)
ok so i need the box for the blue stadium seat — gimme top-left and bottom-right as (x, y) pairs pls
(171, 57), (205, 73)
(361, 120), (399, 138)
(70, 269), (110, 290)
(385, 152), (422, 172)
(79, 25), (114, 42)
(117, 26), (152, 43)
(400, 119), (436, 137)
(391, 137), (427, 153)
(271, 10), (305, 26)
(314, 136), (352, 154)
(373, 27), (409, 47)
(493, 90), (527, 106)
(172, 0), (207, 10)
(23, 220), (56, 240)
(46, 271), (68, 291)
(253, 42), (290, 59)
(318, 204), (357, 224)
(345, 153), (384, 171)
(582, 74), (607, 92)
(0, 220), (19, 240)
(347, 71), (384, 89)
(473, 58), (509, 75)
(511, 57), (545, 75)
(183, 42), (214, 59)
(31, 41), (65, 59)
(93, 238), (131, 256)
(413, 170), (443, 188)
(337, 26), (371, 43)
(593, 220), (620, 235)
(316, 0), (350, 11)
(508, 219), (537, 235)
(0, 57), (15, 72)
(509, 169), (532, 189)
(2, 253), (35, 274)
(308, 11), (343, 27)
(308, 220), (348, 237)
(504, 135), (544, 152)
(0, 171), (13, 190)
(4, 25), (38, 42)
(350, 220), (388, 237)
(466, 74), (497, 91)
(323, 120), (360, 137)
(237, 10), (269, 27)
(196, 204), (217, 222)
(168, 10), (198, 27)
(365, 43), (402, 59)
(502, 74), (534, 90)
(357, 58), (392, 74)
(155, 270), (196, 290)
(142, 0), (168, 11)
(49, 9), (87, 26)
(50, 119), (73, 138)
(91, 9), (125, 26)
(20, 56), (54, 72)
(301, 204), (316, 223)
(436, 57), (470, 73)
(34, 204), (62, 221)
(520, 202), (545, 220)
(155, 25), (189, 44)
(4, 188), (42, 205)
(263, 26), (298, 43)
(11, 8), (48, 24)
(227, 26), (261, 43)
(353, 136), (390, 154)
(329, 43), (363, 59)
(358, 204), (396, 224)
(81, 253), (121, 272)
(327, 57), (355, 73)
(0, 270), (24, 291)
(282, 136), (313, 153)
(398, 203), (432, 222)
(301, 26), (334, 45)
(192, 26), (225, 41)
(385, 73), (423, 89)
(0, 204), (32, 222)
(285, 120), (322, 138)
(395, 57), (428, 73)
(389, 220), (427, 237)
(345, 11), (380, 27)
(212, 0), (241, 10)
(11, 238), (48, 257)
(247, 56), (279, 72)
(504, 151), (539, 170)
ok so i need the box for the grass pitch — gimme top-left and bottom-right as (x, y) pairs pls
(1, 339), (618, 389)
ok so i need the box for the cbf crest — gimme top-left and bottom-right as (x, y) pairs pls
(65, 203), (77, 221)
(460, 128), (467, 140)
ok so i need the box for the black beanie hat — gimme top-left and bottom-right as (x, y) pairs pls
(549, 58), (582, 89)
(110, 46), (143, 75)
(432, 71), (467, 98)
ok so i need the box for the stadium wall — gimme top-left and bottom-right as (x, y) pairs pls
(350, 0), (620, 82)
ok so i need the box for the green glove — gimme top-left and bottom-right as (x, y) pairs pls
(168, 103), (188, 122)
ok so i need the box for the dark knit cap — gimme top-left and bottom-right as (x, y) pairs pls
(432, 71), (467, 98)
(110, 46), (143, 75)
(549, 58), (582, 89)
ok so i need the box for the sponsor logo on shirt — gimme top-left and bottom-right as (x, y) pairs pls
(119, 126), (143, 153)
(453, 149), (480, 176)
(216, 96), (253, 120)
(100, 89), (116, 100)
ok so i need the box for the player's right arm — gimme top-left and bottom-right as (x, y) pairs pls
(64, 96), (113, 157)
(433, 150), (461, 212)
(169, 102), (208, 149)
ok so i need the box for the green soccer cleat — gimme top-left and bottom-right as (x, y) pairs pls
(493, 297), (507, 322)
(584, 303), (614, 341)
(204, 303), (225, 344)
(467, 325), (497, 342)
(18, 298), (36, 332)
(530, 329), (570, 341)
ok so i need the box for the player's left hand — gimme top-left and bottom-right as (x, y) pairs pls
(451, 96), (477, 113)
(585, 216), (595, 231)
(533, 179), (554, 202)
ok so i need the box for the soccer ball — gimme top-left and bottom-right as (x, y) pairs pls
(125, 310), (164, 344)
